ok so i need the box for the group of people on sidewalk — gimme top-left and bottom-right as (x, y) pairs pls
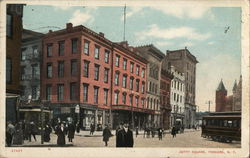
(6, 121), (40, 146)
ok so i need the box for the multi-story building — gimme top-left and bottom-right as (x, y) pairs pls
(135, 45), (165, 127)
(41, 23), (113, 130)
(20, 29), (43, 101)
(41, 23), (148, 130)
(111, 42), (148, 129)
(170, 66), (185, 127)
(166, 47), (198, 128)
(215, 76), (242, 112)
(6, 4), (24, 122)
(160, 68), (173, 129)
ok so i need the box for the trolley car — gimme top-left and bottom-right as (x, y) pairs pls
(201, 112), (241, 142)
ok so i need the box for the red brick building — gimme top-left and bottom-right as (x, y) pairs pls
(41, 23), (148, 129)
(111, 42), (148, 129)
(160, 69), (173, 129)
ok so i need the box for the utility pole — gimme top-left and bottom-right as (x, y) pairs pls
(206, 100), (212, 112)
(123, 4), (126, 41)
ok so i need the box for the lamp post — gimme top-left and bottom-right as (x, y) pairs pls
(75, 104), (80, 124)
(40, 102), (44, 144)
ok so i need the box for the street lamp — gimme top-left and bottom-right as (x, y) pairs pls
(75, 104), (80, 123)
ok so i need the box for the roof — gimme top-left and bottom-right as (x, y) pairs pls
(166, 48), (199, 63)
(135, 44), (165, 60)
(216, 80), (227, 91)
(233, 80), (237, 91)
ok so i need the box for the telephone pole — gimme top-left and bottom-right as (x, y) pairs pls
(206, 100), (212, 112)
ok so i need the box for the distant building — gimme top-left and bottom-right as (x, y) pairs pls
(166, 47), (198, 128)
(170, 66), (185, 127)
(6, 4), (24, 123)
(215, 76), (242, 112)
(135, 45), (165, 127)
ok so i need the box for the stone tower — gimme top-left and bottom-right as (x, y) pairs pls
(215, 80), (227, 112)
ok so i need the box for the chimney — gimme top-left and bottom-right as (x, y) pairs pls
(129, 46), (134, 52)
(120, 41), (128, 48)
(99, 32), (104, 37)
(49, 30), (53, 33)
(66, 23), (73, 30)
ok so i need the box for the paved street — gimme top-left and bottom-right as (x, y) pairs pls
(15, 129), (240, 148)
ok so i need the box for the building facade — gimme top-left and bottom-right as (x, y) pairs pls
(215, 76), (242, 112)
(160, 68), (173, 129)
(6, 4), (24, 122)
(166, 47), (198, 128)
(41, 23), (113, 130)
(20, 29), (43, 101)
(111, 42), (148, 129)
(135, 45), (165, 127)
(170, 66), (185, 127)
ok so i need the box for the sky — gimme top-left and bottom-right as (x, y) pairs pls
(23, 5), (241, 112)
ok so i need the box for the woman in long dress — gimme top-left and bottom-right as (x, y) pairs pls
(56, 123), (67, 146)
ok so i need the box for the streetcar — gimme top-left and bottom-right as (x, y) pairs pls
(201, 112), (241, 143)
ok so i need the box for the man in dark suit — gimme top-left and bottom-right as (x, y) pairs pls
(116, 123), (134, 147)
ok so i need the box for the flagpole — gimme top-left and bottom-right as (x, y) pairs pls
(123, 4), (126, 41)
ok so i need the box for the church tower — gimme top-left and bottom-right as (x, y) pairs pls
(216, 80), (227, 112)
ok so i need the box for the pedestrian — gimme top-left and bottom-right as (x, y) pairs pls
(171, 126), (177, 138)
(146, 128), (150, 138)
(29, 122), (37, 141)
(76, 122), (80, 133)
(6, 121), (15, 147)
(115, 123), (123, 136)
(44, 123), (52, 142)
(116, 123), (134, 147)
(135, 126), (139, 138)
(56, 122), (67, 146)
(67, 122), (75, 142)
(13, 122), (23, 145)
(102, 124), (112, 146)
(158, 128), (163, 140)
(90, 123), (95, 135)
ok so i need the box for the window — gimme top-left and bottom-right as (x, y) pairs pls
(83, 60), (89, 77)
(94, 64), (100, 80)
(32, 46), (38, 58)
(83, 84), (88, 102)
(147, 97), (150, 109)
(72, 38), (78, 53)
(94, 46), (100, 59)
(155, 85), (157, 94)
(122, 93), (126, 104)
(142, 82), (145, 93)
(94, 86), (99, 104)
(7, 14), (13, 37)
(130, 62), (134, 73)
(135, 97), (139, 107)
(58, 61), (64, 77)
(70, 82), (77, 100)
(136, 80), (139, 92)
(104, 68), (109, 83)
(84, 41), (89, 55)
(57, 84), (64, 101)
(46, 85), (52, 101)
(115, 72), (119, 86)
(130, 77), (134, 90)
(123, 58), (127, 70)
(174, 93), (176, 101)
(122, 75), (127, 88)
(47, 44), (52, 57)
(20, 66), (25, 81)
(71, 59), (77, 76)
(149, 82), (152, 91)
(104, 50), (109, 63)
(32, 86), (37, 100)
(47, 63), (52, 78)
(115, 55), (120, 67)
(21, 48), (26, 61)
(129, 95), (133, 106)
(136, 65), (140, 75)
(104, 89), (108, 105)
(114, 91), (119, 105)
(141, 68), (145, 78)
(141, 98), (145, 108)
(32, 64), (39, 79)
(58, 41), (64, 56)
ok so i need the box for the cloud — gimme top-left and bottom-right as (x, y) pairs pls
(68, 7), (97, 25)
(155, 41), (173, 47)
(151, 5), (212, 19)
(208, 41), (214, 45)
(53, 5), (72, 10)
(196, 53), (241, 112)
(121, 7), (143, 20)
(182, 42), (194, 47)
(135, 24), (211, 41)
